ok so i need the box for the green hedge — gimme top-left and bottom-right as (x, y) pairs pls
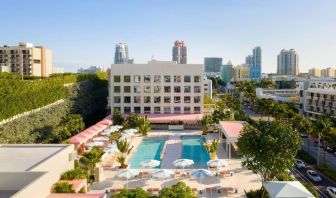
(301, 182), (318, 197)
(318, 164), (336, 182)
(296, 149), (316, 165)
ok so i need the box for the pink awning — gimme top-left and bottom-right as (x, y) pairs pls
(145, 114), (203, 124)
(219, 121), (245, 139)
(48, 194), (104, 198)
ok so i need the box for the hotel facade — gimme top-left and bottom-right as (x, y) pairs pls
(110, 61), (204, 115)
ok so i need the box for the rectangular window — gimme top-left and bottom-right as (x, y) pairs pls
(174, 75), (181, 82)
(114, 75), (121, 82)
(144, 96), (151, 103)
(184, 106), (191, 113)
(134, 107), (141, 113)
(164, 86), (171, 93)
(164, 107), (171, 114)
(134, 75), (141, 83)
(184, 96), (191, 103)
(164, 75), (171, 83)
(144, 86), (151, 93)
(124, 75), (131, 83)
(194, 106), (201, 113)
(144, 107), (151, 114)
(154, 107), (161, 114)
(184, 86), (191, 93)
(124, 107), (131, 114)
(194, 75), (201, 82)
(174, 86), (181, 93)
(164, 96), (171, 103)
(174, 106), (181, 114)
(124, 96), (131, 103)
(154, 96), (161, 103)
(184, 75), (191, 83)
(124, 86), (131, 93)
(194, 96), (201, 103)
(154, 75), (161, 83)
(134, 86), (140, 93)
(174, 96), (181, 103)
(114, 96), (121, 103)
(144, 75), (151, 83)
(194, 86), (201, 93)
(114, 86), (120, 93)
(134, 96), (141, 103)
(154, 86), (161, 93)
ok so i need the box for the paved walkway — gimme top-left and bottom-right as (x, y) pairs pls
(161, 135), (182, 169)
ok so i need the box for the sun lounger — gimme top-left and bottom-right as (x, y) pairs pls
(205, 188), (212, 195)
(221, 187), (234, 193)
(174, 171), (180, 178)
(110, 189), (117, 194)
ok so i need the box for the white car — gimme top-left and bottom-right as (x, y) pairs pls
(306, 170), (322, 182)
(295, 159), (306, 169)
(327, 186), (336, 198)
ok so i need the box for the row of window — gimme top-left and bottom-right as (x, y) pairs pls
(113, 75), (201, 83)
(114, 106), (201, 114)
(114, 96), (201, 104)
(113, 85), (201, 93)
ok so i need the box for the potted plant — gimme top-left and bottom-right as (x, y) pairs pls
(116, 139), (133, 168)
(204, 139), (219, 160)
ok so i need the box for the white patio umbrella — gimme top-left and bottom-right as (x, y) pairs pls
(112, 125), (123, 130)
(150, 169), (174, 179)
(173, 159), (194, 168)
(104, 144), (119, 154)
(116, 169), (140, 189)
(122, 130), (135, 136)
(141, 160), (161, 168)
(124, 128), (138, 133)
(100, 130), (111, 136)
(86, 141), (104, 148)
(190, 169), (214, 183)
(92, 136), (109, 142)
(207, 159), (228, 168)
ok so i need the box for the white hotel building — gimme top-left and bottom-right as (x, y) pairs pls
(110, 60), (204, 115)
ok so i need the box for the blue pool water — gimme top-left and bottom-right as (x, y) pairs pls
(128, 138), (166, 168)
(181, 136), (210, 168)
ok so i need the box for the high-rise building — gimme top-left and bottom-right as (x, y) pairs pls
(245, 47), (262, 80)
(0, 42), (52, 77)
(220, 61), (234, 84)
(172, 40), (187, 64)
(308, 68), (321, 77)
(204, 57), (222, 73)
(114, 43), (133, 64)
(77, 66), (103, 74)
(277, 49), (299, 76)
(321, 67), (336, 77)
(234, 64), (251, 81)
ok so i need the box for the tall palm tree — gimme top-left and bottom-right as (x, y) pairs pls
(290, 114), (313, 154)
(116, 139), (133, 168)
(137, 116), (151, 136)
(313, 116), (332, 165)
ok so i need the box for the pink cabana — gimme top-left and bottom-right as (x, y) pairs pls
(145, 113), (203, 125)
(219, 121), (246, 159)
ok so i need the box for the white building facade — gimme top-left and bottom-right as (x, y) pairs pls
(110, 60), (204, 114)
(204, 77), (213, 98)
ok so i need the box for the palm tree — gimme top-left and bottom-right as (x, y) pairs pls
(313, 116), (332, 165)
(199, 115), (212, 135)
(290, 114), (313, 155)
(137, 116), (151, 136)
(116, 139), (133, 168)
(79, 147), (104, 176)
(204, 139), (220, 160)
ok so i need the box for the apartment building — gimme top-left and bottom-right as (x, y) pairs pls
(308, 68), (321, 77)
(0, 42), (52, 77)
(234, 64), (250, 81)
(304, 81), (336, 119)
(110, 60), (204, 114)
(321, 67), (336, 78)
(204, 77), (213, 99)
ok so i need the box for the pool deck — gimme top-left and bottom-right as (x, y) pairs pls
(90, 130), (262, 197)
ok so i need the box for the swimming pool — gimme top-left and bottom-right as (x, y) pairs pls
(128, 138), (166, 168)
(181, 136), (210, 168)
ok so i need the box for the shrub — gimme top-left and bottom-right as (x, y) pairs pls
(276, 173), (294, 181)
(245, 189), (269, 198)
(111, 188), (151, 198)
(301, 182), (318, 197)
(296, 149), (316, 165)
(61, 168), (90, 180)
(159, 181), (197, 198)
(318, 163), (336, 182)
(52, 182), (75, 193)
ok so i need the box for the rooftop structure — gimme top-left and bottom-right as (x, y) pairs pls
(219, 121), (245, 159)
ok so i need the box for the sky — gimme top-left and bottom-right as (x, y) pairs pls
(1, 0), (336, 73)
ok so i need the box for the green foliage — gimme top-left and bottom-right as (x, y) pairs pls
(255, 79), (278, 89)
(116, 139), (134, 168)
(199, 115), (212, 135)
(80, 147), (104, 176)
(61, 168), (90, 180)
(204, 95), (214, 104)
(217, 94), (241, 111)
(111, 187), (151, 198)
(296, 149), (316, 165)
(301, 182), (318, 198)
(137, 116), (151, 136)
(204, 139), (219, 154)
(237, 121), (302, 182)
(212, 107), (229, 124)
(276, 173), (294, 181)
(318, 163), (336, 182)
(52, 182), (75, 193)
(126, 113), (140, 128)
(113, 109), (124, 125)
(245, 189), (269, 198)
(159, 181), (197, 198)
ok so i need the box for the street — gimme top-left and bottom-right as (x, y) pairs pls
(242, 105), (274, 121)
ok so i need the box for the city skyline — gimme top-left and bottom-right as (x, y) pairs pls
(1, 0), (336, 73)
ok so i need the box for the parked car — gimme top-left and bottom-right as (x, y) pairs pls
(326, 146), (335, 153)
(295, 159), (306, 169)
(327, 186), (336, 198)
(307, 170), (322, 182)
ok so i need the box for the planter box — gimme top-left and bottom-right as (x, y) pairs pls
(168, 125), (184, 130)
